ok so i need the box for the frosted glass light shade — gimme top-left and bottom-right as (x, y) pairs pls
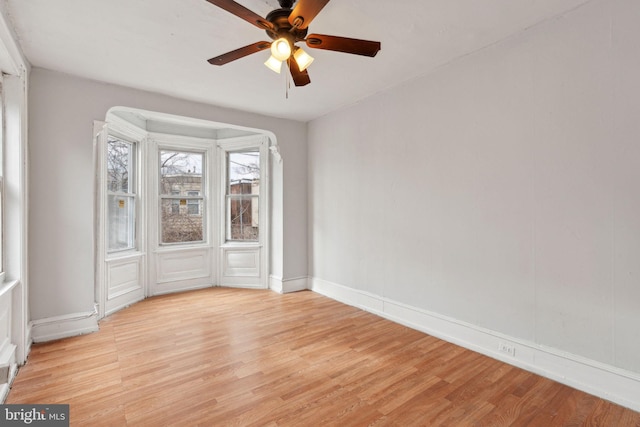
(271, 38), (291, 61)
(264, 55), (283, 73)
(293, 47), (314, 71)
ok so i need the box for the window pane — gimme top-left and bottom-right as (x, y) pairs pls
(227, 195), (259, 241)
(107, 137), (133, 193)
(107, 195), (135, 251)
(107, 136), (136, 253)
(228, 151), (259, 193)
(187, 191), (200, 215)
(171, 191), (180, 214)
(161, 199), (204, 244)
(160, 151), (203, 196)
(159, 150), (204, 244)
(227, 150), (260, 241)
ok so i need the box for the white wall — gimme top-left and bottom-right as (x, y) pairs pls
(28, 68), (307, 321)
(309, 0), (640, 408)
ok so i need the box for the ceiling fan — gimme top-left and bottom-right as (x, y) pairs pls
(205, 0), (381, 86)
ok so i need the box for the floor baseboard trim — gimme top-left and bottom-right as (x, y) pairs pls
(30, 308), (99, 343)
(270, 276), (308, 294)
(0, 342), (17, 403)
(310, 277), (640, 412)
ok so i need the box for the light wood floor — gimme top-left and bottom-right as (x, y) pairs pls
(7, 288), (640, 426)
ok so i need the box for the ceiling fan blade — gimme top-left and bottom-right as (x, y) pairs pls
(288, 0), (330, 30)
(288, 58), (311, 86)
(208, 41), (271, 66)
(306, 34), (381, 57)
(205, 0), (274, 31)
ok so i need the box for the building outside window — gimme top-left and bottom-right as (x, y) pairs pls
(187, 191), (200, 215)
(159, 150), (205, 244)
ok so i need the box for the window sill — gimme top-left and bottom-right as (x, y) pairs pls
(0, 276), (18, 299)
(155, 244), (210, 253)
(221, 242), (262, 249)
(106, 250), (144, 262)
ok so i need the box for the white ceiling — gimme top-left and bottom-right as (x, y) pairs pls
(5, 0), (591, 122)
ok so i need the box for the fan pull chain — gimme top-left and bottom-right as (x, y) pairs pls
(285, 68), (290, 99)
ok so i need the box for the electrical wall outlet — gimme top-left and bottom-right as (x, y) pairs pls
(498, 342), (516, 357)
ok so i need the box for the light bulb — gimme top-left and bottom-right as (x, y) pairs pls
(264, 55), (283, 73)
(271, 38), (291, 61)
(293, 47), (314, 72)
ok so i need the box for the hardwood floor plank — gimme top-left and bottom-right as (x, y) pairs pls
(523, 384), (579, 426)
(6, 288), (639, 426)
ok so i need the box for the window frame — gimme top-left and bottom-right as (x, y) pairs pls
(106, 133), (138, 254)
(219, 138), (267, 246)
(158, 148), (207, 246)
(225, 164), (260, 242)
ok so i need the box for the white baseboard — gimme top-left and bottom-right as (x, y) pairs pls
(269, 276), (284, 293)
(269, 276), (308, 294)
(30, 308), (99, 343)
(0, 342), (17, 403)
(310, 277), (640, 412)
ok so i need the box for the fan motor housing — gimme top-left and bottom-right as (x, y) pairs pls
(265, 8), (308, 42)
(277, 0), (295, 8)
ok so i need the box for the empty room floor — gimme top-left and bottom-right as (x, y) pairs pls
(7, 288), (640, 426)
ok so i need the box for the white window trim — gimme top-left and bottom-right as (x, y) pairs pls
(96, 106), (277, 303)
(1, 65), (29, 369)
(218, 136), (269, 249)
(106, 134), (138, 254)
(102, 124), (145, 258)
(151, 134), (214, 249)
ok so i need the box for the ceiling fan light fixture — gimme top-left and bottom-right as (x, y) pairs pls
(271, 37), (292, 61)
(205, 0), (382, 87)
(293, 47), (314, 71)
(264, 55), (283, 73)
